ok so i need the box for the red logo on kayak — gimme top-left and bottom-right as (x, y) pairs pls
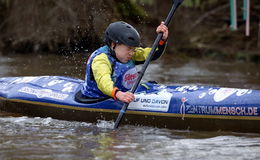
(180, 97), (188, 120)
(181, 97), (187, 103)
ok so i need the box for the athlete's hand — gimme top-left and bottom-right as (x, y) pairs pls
(156, 21), (168, 40)
(116, 91), (135, 103)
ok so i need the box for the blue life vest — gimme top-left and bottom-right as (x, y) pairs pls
(81, 45), (138, 98)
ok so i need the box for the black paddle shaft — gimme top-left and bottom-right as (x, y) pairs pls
(114, 0), (183, 129)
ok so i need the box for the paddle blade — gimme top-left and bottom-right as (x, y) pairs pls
(174, 0), (184, 6)
(164, 0), (184, 26)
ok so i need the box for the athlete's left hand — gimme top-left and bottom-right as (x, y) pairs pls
(156, 21), (168, 41)
(116, 91), (135, 103)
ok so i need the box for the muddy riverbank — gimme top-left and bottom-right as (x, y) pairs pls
(0, 0), (259, 62)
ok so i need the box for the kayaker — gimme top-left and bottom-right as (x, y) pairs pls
(81, 21), (168, 103)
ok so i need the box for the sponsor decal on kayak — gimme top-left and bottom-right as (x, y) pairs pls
(186, 105), (258, 116)
(213, 88), (252, 102)
(42, 80), (77, 93)
(0, 82), (8, 90)
(180, 97), (188, 120)
(213, 88), (237, 102)
(174, 86), (253, 102)
(11, 76), (41, 84)
(62, 82), (76, 93)
(47, 79), (64, 86)
(175, 85), (199, 93)
(198, 88), (252, 102)
(128, 93), (171, 112)
(18, 87), (69, 100)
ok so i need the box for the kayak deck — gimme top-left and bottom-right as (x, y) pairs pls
(0, 76), (260, 133)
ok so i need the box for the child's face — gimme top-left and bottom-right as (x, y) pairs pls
(114, 44), (135, 63)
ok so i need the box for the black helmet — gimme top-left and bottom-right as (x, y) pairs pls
(104, 21), (141, 47)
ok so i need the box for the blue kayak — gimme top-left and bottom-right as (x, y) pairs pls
(0, 76), (260, 133)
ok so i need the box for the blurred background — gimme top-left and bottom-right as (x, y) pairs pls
(0, 0), (259, 58)
(0, 0), (260, 88)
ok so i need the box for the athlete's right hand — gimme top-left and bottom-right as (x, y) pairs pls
(116, 91), (135, 103)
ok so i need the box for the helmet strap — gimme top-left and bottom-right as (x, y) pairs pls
(109, 43), (120, 62)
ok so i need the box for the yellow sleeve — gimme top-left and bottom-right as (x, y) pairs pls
(91, 53), (114, 97)
(132, 47), (151, 61)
